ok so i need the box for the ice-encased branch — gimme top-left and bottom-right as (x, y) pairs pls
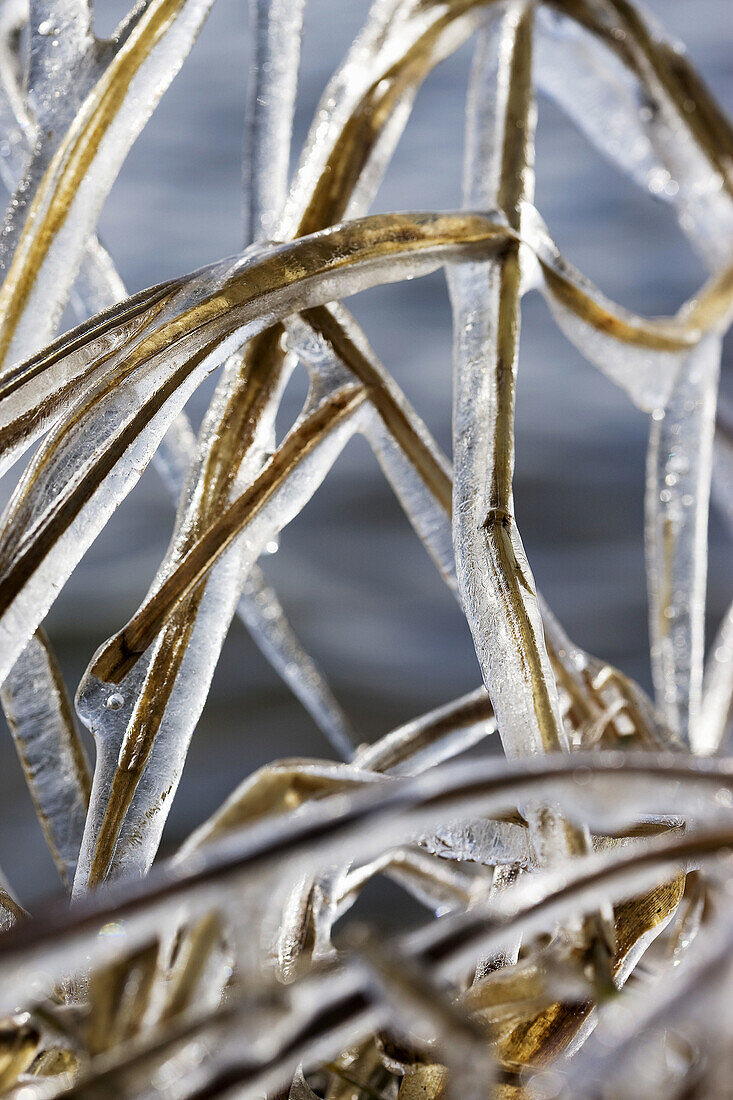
(0, 0), (219, 369)
(0, 754), (729, 1063)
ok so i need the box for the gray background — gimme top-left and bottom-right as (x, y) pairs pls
(1, 0), (731, 905)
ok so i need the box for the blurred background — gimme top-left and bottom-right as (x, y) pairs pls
(0, 0), (730, 905)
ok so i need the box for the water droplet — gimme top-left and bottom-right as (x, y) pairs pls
(106, 692), (124, 710)
(648, 168), (671, 195)
(714, 787), (733, 809)
(37, 19), (58, 35)
(99, 920), (126, 936)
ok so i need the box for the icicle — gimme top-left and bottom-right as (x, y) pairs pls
(238, 565), (357, 760)
(646, 333), (721, 747)
(699, 601), (733, 756)
(243, 0), (305, 243)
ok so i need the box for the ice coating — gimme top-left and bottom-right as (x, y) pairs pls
(530, 0), (733, 768)
(535, 0), (733, 776)
(74, 383), (368, 886)
(353, 686), (495, 776)
(449, 7), (584, 873)
(71, 0), (462, 890)
(534, 4), (733, 268)
(25, 0), (721, 906)
(289, 1067), (320, 1100)
(423, 816), (530, 869)
(174, 750), (496, 981)
(69, 0), (505, 891)
(0, 753), (728, 1005)
(540, 596), (676, 751)
(0, 8), (359, 795)
(229, 679), (498, 979)
(0, 628), (90, 889)
(278, 0), (494, 239)
(0, 203), (711, 491)
(0, 213), (510, 687)
(526, 202), (687, 412)
(0, 0), (219, 368)
(562, 913), (733, 1099)
(0, 0), (726, 1092)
